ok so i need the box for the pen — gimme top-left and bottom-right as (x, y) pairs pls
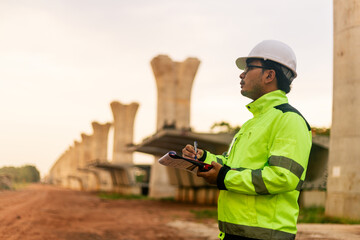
(194, 141), (198, 160)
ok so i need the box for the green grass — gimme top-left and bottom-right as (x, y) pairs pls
(298, 207), (360, 224)
(94, 195), (360, 225)
(158, 197), (176, 202)
(97, 192), (177, 201)
(1, 182), (30, 190)
(190, 209), (218, 220)
(12, 182), (30, 189)
(97, 192), (148, 200)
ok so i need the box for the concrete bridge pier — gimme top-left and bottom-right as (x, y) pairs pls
(78, 133), (98, 191)
(110, 101), (139, 164)
(67, 141), (83, 190)
(91, 121), (112, 191)
(110, 101), (141, 194)
(326, 0), (360, 220)
(148, 55), (200, 199)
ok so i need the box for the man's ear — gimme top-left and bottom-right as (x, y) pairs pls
(264, 70), (276, 84)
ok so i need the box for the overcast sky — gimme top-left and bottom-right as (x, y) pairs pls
(0, 0), (333, 177)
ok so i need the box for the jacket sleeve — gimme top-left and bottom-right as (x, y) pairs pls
(218, 112), (312, 195)
(202, 150), (228, 166)
(202, 131), (241, 166)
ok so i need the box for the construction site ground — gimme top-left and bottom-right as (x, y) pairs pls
(0, 184), (359, 240)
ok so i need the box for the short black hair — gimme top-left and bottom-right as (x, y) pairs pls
(246, 58), (292, 94)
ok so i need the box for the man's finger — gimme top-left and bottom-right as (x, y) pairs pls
(182, 144), (194, 158)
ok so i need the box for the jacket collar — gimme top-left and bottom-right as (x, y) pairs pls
(246, 90), (288, 117)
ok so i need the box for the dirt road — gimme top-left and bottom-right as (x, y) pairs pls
(0, 184), (218, 240)
(0, 184), (359, 240)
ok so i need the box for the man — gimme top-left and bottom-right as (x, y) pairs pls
(182, 40), (312, 240)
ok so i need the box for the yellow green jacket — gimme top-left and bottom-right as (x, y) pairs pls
(202, 90), (312, 240)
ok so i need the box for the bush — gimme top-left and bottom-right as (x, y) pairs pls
(0, 165), (40, 183)
(298, 207), (360, 224)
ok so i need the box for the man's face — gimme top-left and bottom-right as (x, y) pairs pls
(239, 59), (266, 101)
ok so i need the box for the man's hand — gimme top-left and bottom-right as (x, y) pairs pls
(197, 161), (222, 185)
(182, 144), (204, 160)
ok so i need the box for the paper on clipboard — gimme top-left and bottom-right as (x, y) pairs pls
(158, 151), (212, 174)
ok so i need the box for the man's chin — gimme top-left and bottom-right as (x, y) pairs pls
(241, 90), (254, 100)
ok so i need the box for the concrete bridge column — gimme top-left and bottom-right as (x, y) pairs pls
(68, 146), (76, 188)
(62, 147), (72, 188)
(151, 55), (200, 130)
(326, 0), (360, 220)
(91, 121), (111, 162)
(78, 133), (97, 191)
(80, 133), (93, 167)
(50, 153), (64, 186)
(149, 55), (200, 198)
(91, 121), (112, 191)
(110, 101), (139, 164)
(67, 142), (82, 190)
(72, 141), (80, 170)
(110, 101), (141, 194)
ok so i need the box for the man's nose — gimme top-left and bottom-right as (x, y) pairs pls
(240, 72), (245, 79)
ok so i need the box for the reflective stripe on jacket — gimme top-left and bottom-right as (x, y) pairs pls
(203, 90), (312, 240)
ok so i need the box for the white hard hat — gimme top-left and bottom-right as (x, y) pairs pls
(236, 40), (297, 80)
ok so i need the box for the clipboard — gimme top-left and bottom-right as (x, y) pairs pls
(158, 151), (213, 174)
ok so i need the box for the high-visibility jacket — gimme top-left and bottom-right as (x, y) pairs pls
(201, 90), (312, 240)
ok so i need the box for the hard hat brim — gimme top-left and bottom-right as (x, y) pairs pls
(235, 57), (247, 70)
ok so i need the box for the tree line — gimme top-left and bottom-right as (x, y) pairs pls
(0, 165), (40, 183)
